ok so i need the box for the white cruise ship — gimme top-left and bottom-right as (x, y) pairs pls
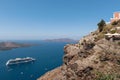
(6, 57), (35, 66)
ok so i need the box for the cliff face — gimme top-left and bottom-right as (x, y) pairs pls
(38, 23), (120, 80)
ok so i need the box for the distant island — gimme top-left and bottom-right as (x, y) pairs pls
(44, 38), (78, 42)
(0, 42), (35, 51)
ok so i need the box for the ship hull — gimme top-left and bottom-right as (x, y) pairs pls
(6, 57), (35, 66)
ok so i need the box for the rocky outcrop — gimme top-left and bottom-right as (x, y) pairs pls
(38, 23), (120, 80)
(38, 67), (65, 80)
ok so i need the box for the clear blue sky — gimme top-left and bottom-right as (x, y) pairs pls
(0, 0), (120, 40)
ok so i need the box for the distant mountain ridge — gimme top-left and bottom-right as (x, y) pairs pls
(44, 38), (78, 42)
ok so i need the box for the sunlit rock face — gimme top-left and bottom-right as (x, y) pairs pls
(38, 23), (120, 80)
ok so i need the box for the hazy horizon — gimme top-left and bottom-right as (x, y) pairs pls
(0, 37), (81, 41)
(0, 0), (120, 40)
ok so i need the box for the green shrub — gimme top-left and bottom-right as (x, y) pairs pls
(117, 60), (120, 65)
(118, 42), (120, 45)
(111, 19), (120, 26)
(94, 71), (120, 80)
(111, 21), (118, 25)
(96, 74), (115, 80)
(94, 33), (104, 42)
(95, 72), (116, 80)
(97, 20), (106, 32)
(102, 24), (113, 33)
(110, 29), (117, 34)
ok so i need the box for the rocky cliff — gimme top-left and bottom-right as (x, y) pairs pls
(38, 21), (120, 80)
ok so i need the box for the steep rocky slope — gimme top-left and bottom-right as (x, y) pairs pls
(38, 21), (120, 80)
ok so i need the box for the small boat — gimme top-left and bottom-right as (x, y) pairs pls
(6, 57), (35, 66)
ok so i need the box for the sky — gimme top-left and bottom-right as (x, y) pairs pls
(0, 0), (120, 40)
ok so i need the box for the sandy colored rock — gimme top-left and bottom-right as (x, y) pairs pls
(37, 23), (120, 80)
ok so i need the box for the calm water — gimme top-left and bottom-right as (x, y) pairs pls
(0, 40), (75, 80)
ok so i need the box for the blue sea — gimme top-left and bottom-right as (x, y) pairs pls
(0, 40), (76, 80)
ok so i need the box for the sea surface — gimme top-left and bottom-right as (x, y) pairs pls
(0, 40), (76, 80)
